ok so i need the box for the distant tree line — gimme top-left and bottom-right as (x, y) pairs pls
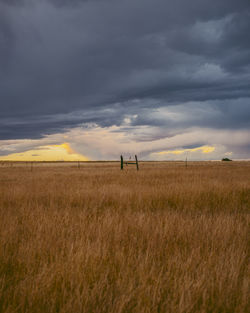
(222, 158), (232, 161)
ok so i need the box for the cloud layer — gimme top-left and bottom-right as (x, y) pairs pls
(0, 0), (250, 159)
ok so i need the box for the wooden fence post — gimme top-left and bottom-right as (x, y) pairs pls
(135, 155), (139, 170)
(121, 155), (123, 170)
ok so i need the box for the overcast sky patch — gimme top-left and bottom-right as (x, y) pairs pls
(0, 0), (250, 159)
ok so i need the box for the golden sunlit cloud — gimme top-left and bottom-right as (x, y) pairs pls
(0, 143), (88, 161)
(156, 145), (215, 155)
(52, 143), (75, 154)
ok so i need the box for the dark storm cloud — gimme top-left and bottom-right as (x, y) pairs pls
(0, 0), (250, 140)
(130, 99), (250, 132)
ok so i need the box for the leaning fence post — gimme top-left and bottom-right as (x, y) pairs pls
(135, 155), (139, 170)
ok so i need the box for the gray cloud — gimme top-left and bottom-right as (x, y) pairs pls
(0, 0), (250, 158)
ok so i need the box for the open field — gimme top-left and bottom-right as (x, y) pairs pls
(0, 161), (249, 313)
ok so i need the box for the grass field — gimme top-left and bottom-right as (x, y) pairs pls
(0, 161), (249, 313)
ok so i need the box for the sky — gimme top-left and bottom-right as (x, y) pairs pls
(0, 0), (250, 161)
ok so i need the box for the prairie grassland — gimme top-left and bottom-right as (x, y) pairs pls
(0, 161), (249, 313)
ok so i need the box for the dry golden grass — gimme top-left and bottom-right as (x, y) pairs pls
(0, 161), (249, 313)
